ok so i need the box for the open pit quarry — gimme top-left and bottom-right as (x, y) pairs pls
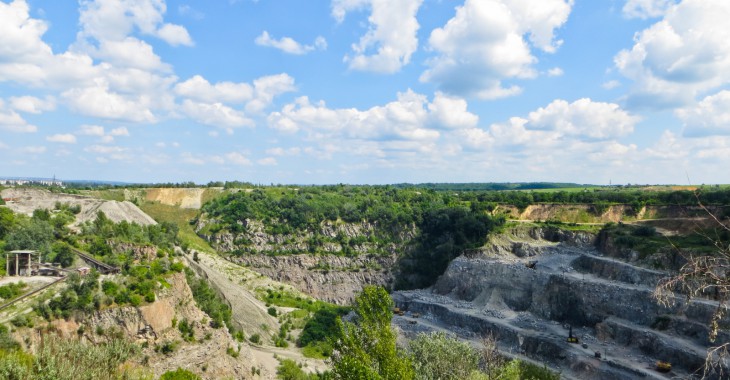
(392, 227), (729, 380)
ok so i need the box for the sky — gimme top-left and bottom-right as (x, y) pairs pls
(1, 0), (730, 185)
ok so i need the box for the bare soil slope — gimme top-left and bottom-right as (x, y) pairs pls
(144, 188), (207, 209)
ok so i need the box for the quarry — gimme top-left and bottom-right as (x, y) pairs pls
(0, 186), (728, 379)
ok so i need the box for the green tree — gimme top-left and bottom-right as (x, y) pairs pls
(331, 286), (414, 380)
(408, 332), (480, 380)
(5, 217), (54, 256)
(51, 242), (75, 268)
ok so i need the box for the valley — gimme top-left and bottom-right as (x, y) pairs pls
(0, 184), (729, 379)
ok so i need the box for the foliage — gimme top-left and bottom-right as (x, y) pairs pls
(159, 368), (201, 380)
(0, 324), (19, 351)
(4, 216), (54, 257)
(298, 305), (349, 358)
(276, 359), (327, 380)
(0, 282), (27, 301)
(397, 207), (503, 289)
(184, 269), (232, 332)
(0, 335), (139, 380)
(408, 332), (480, 380)
(331, 286), (414, 380)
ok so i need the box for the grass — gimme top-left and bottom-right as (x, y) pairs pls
(138, 201), (215, 253)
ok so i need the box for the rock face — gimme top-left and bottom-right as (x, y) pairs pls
(232, 253), (397, 305)
(76, 272), (259, 380)
(197, 216), (412, 304)
(393, 226), (729, 380)
(198, 218), (413, 256)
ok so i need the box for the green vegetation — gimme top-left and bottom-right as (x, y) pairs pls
(276, 359), (328, 380)
(138, 201), (214, 253)
(298, 305), (349, 358)
(159, 368), (201, 380)
(184, 268), (233, 331)
(396, 207), (503, 289)
(0, 335), (142, 380)
(331, 286), (414, 380)
(0, 282), (27, 301)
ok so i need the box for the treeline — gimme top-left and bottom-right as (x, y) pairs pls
(393, 182), (586, 191)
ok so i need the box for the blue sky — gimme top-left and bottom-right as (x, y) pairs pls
(1, 0), (729, 185)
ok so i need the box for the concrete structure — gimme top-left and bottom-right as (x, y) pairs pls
(5, 250), (40, 276)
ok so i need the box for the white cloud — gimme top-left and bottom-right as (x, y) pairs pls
(9, 95), (55, 113)
(20, 145), (46, 154)
(332, 0), (423, 73)
(78, 125), (106, 136)
(615, 0), (730, 108)
(0, 99), (37, 133)
(257, 157), (277, 166)
(246, 73), (297, 113)
(255, 31), (326, 55)
(266, 147), (301, 156)
(46, 134), (77, 144)
(181, 152), (205, 165)
(421, 0), (573, 99)
(676, 90), (730, 137)
(180, 99), (253, 131)
(62, 81), (156, 123)
(269, 90), (468, 142)
(427, 92), (479, 129)
(623, 0), (675, 19)
(85, 144), (127, 154)
(91, 37), (170, 72)
(547, 67), (564, 77)
(109, 127), (130, 136)
(157, 23), (193, 46)
(77, 0), (192, 46)
(602, 80), (621, 90)
(523, 98), (639, 139)
(225, 152), (252, 166)
(174, 75), (253, 104)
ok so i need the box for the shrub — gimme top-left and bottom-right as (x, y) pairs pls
(160, 368), (201, 380)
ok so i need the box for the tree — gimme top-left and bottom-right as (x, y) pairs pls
(331, 286), (414, 380)
(408, 332), (480, 380)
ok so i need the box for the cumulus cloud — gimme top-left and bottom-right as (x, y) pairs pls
(623, 0), (675, 19)
(269, 90), (478, 142)
(255, 31), (326, 55)
(421, 0), (573, 99)
(9, 95), (55, 113)
(332, 0), (423, 73)
(109, 127), (130, 136)
(77, 0), (192, 46)
(46, 134), (77, 144)
(180, 99), (253, 132)
(0, 99), (37, 133)
(62, 81), (156, 123)
(20, 145), (46, 154)
(522, 98), (639, 139)
(175, 75), (253, 104)
(225, 152), (252, 166)
(256, 157), (278, 166)
(676, 90), (730, 137)
(78, 124), (106, 136)
(615, 0), (730, 108)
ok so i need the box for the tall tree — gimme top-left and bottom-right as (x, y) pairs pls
(331, 286), (414, 380)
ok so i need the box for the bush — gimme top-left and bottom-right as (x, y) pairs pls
(249, 333), (261, 345)
(160, 368), (201, 380)
(268, 306), (278, 317)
